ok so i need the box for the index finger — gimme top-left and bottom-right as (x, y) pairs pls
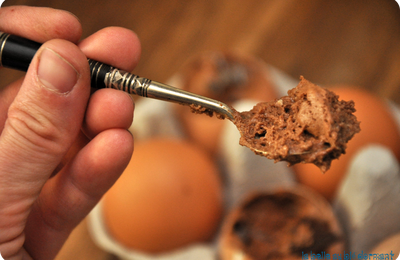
(0, 6), (82, 43)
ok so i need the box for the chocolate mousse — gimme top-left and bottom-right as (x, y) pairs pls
(233, 76), (360, 172)
(219, 188), (345, 260)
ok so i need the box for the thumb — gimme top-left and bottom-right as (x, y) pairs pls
(0, 39), (90, 231)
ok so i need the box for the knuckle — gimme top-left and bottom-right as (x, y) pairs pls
(6, 101), (65, 155)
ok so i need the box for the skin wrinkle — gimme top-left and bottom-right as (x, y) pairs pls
(0, 164), (44, 198)
(0, 201), (30, 258)
(60, 154), (102, 208)
(0, 195), (35, 221)
(0, 218), (25, 245)
(0, 145), (56, 189)
(68, 167), (99, 201)
(65, 177), (99, 220)
(5, 106), (65, 160)
(33, 193), (72, 234)
(0, 233), (26, 259)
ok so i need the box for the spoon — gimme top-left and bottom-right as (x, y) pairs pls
(0, 31), (237, 120)
(0, 32), (359, 172)
(0, 32), (262, 149)
(88, 59), (237, 121)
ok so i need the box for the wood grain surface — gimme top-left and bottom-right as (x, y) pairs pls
(1, 1), (400, 259)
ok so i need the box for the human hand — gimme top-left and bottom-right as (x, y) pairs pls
(0, 6), (140, 259)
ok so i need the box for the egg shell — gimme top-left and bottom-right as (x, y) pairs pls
(218, 186), (344, 260)
(102, 137), (224, 254)
(294, 87), (400, 201)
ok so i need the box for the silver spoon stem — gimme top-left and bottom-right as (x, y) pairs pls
(89, 59), (235, 120)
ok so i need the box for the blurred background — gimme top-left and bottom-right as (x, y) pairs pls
(2, 0), (400, 104)
(2, 0), (400, 259)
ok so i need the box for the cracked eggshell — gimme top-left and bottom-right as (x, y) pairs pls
(218, 186), (344, 260)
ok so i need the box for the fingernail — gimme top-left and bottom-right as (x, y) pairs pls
(38, 48), (79, 94)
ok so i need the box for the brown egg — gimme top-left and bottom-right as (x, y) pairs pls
(294, 86), (400, 201)
(174, 51), (278, 156)
(102, 138), (223, 254)
(219, 186), (345, 260)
